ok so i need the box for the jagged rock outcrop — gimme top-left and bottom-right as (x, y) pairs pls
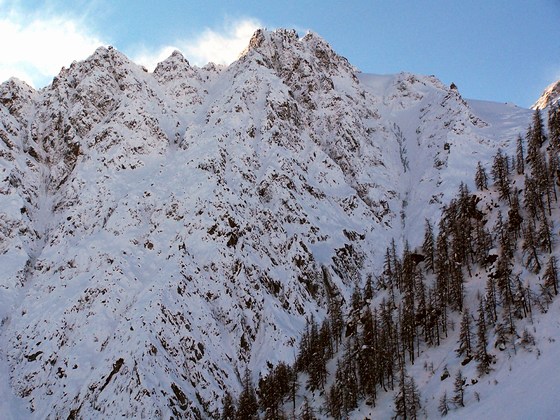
(0, 29), (532, 418)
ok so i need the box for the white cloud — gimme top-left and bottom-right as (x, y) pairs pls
(132, 18), (262, 71)
(183, 18), (262, 66)
(132, 45), (179, 73)
(0, 5), (262, 88)
(0, 4), (104, 88)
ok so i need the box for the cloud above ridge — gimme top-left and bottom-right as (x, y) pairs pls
(0, 2), (262, 89)
(0, 3), (105, 88)
(132, 18), (262, 71)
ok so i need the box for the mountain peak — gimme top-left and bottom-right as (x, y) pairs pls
(243, 28), (299, 52)
(238, 27), (356, 83)
(533, 79), (560, 109)
(154, 49), (193, 81)
(238, 28), (300, 63)
(88, 45), (127, 64)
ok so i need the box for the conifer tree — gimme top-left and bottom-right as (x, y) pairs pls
(336, 343), (360, 417)
(325, 383), (342, 420)
(496, 211), (513, 260)
(449, 260), (465, 312)
(548, 102), (560, 150)
(351, 286), (363, 313)
(364, 275), (374, 302)
(508, 189), (523, 240)
(475, 161), (488, 190)
(296, 318), (311, 372)
(474, 221), (493, 266)
(491, 149), (511, 203)
(422, 219), (435, 272)
(531, 151), (553, 215)
(319, 319), (334, 360)
(236, 369), (259, 420)
(457, 309), (473, 358)
(496, 253), (514, 306)
(391, 238), (403, 290)
(538, 216), (553, 254)
(453, 370), (465, 408)
(475, 300), (490, 376)
(543, 256), (559, 297)
(522, 220), (541, 273)
(543, 154), (554, 214)
(299, 397), (316, 420)
(547, 147), (559, 201)
(516, 135), (525, 175)
(406, 376), (421, 419)
(484, 277), (497, 326)
(438, 391), (449, 416)
(512, 275), (530, 319)
(358, 308), (378, 405)
(379, 299), (397, 390)
(222, 391), (236, 420)
(528, 109), (546, 159)
(523, 175), (542, 222)
(435, 230), (450, 309)
(306, 318), (327, 391)
(393, 366), (421, 420)
(328, 297), (344, 351)
(414, 271), (429, 344)
(258, 362), (292, 418)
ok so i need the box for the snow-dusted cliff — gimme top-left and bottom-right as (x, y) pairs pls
(0, 29), (535, 418)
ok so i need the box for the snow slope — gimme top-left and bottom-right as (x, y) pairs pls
(0, 29), (537, 418)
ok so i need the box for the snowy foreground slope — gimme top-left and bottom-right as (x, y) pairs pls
(0, 28), (550, 418)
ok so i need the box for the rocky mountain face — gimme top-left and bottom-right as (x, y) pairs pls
(0, 29), (533, 418)
(533, 79), (560, 110)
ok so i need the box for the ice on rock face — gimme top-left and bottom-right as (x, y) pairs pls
(0, 28), (533, 418)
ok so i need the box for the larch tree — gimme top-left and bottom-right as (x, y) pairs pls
(236, 369), (259, 420)
(221, 391), (236, 420)
(491, 149), (511, 204)
(475, 161), (488, 190)
(516, 135), (525, 175)
(422, 219), (435, 272)
(457, 309), (473, 358)
(475, 300), (491, 376)
(543, 256), (559, 297)
(438, 391), (449, 416)
(453, 370), (466, 408)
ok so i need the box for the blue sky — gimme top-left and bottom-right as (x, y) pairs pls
(0, 0), (558, 107)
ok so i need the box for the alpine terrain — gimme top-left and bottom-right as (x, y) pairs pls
(1, 29), (559, 419)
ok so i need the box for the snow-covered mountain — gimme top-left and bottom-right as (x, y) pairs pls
(0, 28), (550, 419)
